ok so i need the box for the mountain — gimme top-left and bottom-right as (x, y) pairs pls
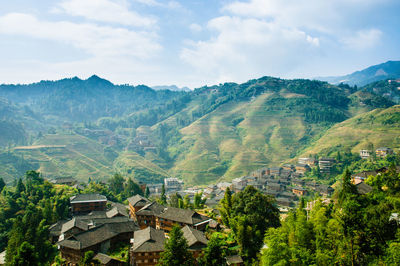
(0, 75), (185, 123)
(155, 77), (395, 184)
(152, 85), (191, 92)
(0, 74), (398, 185)
(319, 60), (400, 86)
(298, 105), (400, 157)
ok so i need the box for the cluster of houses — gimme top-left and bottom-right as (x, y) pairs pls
(201, 162), (334, 209)
(360, 147), (394, 159)
(50, 193), (236, 266)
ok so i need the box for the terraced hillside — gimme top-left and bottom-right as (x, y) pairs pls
(298, 105), (400, 157)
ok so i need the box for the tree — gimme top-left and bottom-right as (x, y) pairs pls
(145, 186), (150, 198)
(199, 233), (227, 266)
(194, 191), (206, 208)
(81, 250), (100, 265)
(160, 184), (167, 204)
(229, 186), (280, 260)
(219, 187), (232, 227)
(11, 241), (39, 266)
(0, 177), (5, 192)
(158, 225), (194, 266)
(123, 177), (143, 198)
(16, 178), (25, 195)
(169, 193), (182, 208)
(110, 173), (125, 195)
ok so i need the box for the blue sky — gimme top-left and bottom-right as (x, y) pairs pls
(0, 0), (399, 88)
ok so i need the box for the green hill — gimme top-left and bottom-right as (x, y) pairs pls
(0, 74), (398, 186)
(298, 105), (400, 157)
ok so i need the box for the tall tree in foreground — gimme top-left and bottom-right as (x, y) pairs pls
(229, 186), (280, 260)
(158, 225), (194, 266)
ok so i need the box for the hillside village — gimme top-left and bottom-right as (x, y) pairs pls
(8, 146), (391, 265)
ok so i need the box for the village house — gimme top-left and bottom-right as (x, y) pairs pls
(58, 221), (138, 265)
(50, 177), (77, 186)
(295, 164), (311, 174)
(269, 167), (282, 176)
(351, 167), (388, 184)
(318, 158), (335, 174)
(70, 194), (107, 215)
(298, 157), (317, 167)
(130, 227), (165, 266)
(135, 202), (166, 229)
(156, 206), (212, 232)
(128, 195), (151, 220)
(292, 187), (307, 196)
(130, 226), (209, 265)
(376, 147), (394, 157)
(164, 178), (183, 192)
(359, 149), (372, 159)
(276, 197), (291, 207)
(182, 225), (209, 258)
(315, 185), (334, 197)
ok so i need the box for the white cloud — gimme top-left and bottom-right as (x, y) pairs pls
(133, 0), (184, 9)
(0, 13), (161, 58)
(57, 0), (156, 27)
(189, 23), (202, 33)
(181, 16), (320, 83)
(341, 29), (382, 50)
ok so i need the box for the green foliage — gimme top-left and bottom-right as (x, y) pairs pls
(158, 225), (195, 266)
(199, 233), (228, 266)
(222, 186), (280, 261)
(262, 167), (400, 265)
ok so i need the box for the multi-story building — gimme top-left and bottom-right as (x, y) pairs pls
(70, 194), (107, 215)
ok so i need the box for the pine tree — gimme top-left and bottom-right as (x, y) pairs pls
(158, 225), (194, 266)
(0, 177), (5, 192)
(199, 233), (227, 266)
(160, 184), (167, 204)
(219, 187), (232, 227)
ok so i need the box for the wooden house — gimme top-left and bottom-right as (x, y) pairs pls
(128, 195), (151, 220)
(70, 194), (107, 215)
(130, 227), (165, 266)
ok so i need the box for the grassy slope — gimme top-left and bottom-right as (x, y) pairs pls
(299, 105), (400, 157)
(12, 134), (115, 181)
(169, 92), (329, 185)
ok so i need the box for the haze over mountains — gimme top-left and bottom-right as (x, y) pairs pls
(319, 60), (400, 86)
(0, 61), (399, 185)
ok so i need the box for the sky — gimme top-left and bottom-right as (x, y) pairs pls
(0, 0), (399, 88)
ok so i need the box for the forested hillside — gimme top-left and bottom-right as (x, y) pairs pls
(0, 75), (398, 185)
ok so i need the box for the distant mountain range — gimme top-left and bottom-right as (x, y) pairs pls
(0, 62), (399, 185)
(151, 85), (191, 92)
(319, 60), (400, 86)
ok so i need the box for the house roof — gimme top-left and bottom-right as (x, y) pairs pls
(181, 225), (208, 247)
(127, 195), (150, 207)
(356, 182), (373, 195)
(226, 255), (243, 265)
(108, 201), (130, 216)
(131, 227), (165, 253)
(93, 253), (123, 264)
(58, 221), (138, 250)
(292, 186), (306, 191)
(70, 193), (107, 203)
(136, 202), (165, 216)
(156, 207), (210, 225)
(61, 218), (90, 234)
(50, 177), (76, 184)
(49, 219), (68, 237)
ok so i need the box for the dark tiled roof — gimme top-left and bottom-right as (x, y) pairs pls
(127, 195), (150, 207)
(61, 218), (90, 234)
(93, 253), (123, 264)
(108, 201), (130, 217)
(136, 202), (165, 216)
(131, 227), (165, 253)
(70, 193), (107, 203)
(181, 225), (208, 248)
(226, 255), (243, 265)
(49, 219), (68, 237)
(58, 221), (138, 250)
(356, 182), (373, 195)
(157, 207), (210, 225)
